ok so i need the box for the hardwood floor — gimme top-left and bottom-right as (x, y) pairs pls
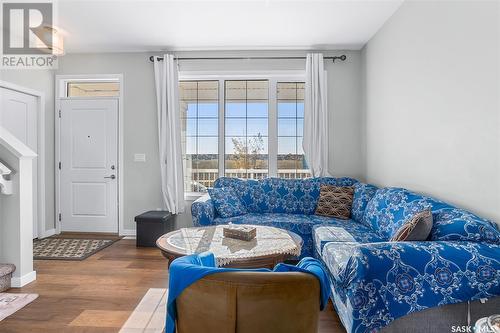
(0, 238), (345, 332)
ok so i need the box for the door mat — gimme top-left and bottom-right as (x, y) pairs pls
(33, 238), (119, 260)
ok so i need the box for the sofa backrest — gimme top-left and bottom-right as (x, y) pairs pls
(363, 187), (500, 244)
(363, 187), (432, 240)
(213, 177), (358, 215)
(351, 182), (378, 223)
(429, 206), (500, 244)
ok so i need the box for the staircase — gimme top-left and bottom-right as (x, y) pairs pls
(0, 264), (16, 292)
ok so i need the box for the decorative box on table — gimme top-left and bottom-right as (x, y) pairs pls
(223, 224), (256, 241)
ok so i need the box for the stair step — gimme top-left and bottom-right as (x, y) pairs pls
(0, 264), (15, 277)
(0, 264), (16, 292)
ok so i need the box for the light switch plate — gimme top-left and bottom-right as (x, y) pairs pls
(134, 153), (146, 162)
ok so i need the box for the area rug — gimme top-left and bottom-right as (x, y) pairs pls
(33, 238), (119, 260)
(0, 293), (38, 321)
(119, 288), (167, 333)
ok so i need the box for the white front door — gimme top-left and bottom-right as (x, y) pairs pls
(60, 99), (118, 233)
(0, 87), (38, 238)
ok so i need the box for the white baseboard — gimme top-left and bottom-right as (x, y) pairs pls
(120, 228), (136, 237)
(11, 270), (36, 288)
(39, 228), (56, 239)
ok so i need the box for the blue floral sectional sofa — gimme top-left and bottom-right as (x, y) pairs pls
(191, 177), (500, 332)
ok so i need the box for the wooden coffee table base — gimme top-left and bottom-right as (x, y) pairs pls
(159, 249), (297, 269)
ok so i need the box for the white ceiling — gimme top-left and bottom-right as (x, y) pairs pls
(56, 0), (404, 53)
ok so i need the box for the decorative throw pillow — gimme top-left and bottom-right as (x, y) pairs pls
(315, 185), (354, 219)
(391, 209), (433, 241)
(208, 187), (247, 218)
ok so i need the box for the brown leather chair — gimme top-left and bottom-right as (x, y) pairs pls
(176, 271), (321, 333)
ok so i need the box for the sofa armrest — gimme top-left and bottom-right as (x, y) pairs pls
(329, 241), (500, 332)
(191, 194), (216, 227)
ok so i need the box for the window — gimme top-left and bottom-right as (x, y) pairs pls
(225, 80), (269, 179)
(277, 82), (309, 179)
(179, 76), (309, 194)
(179, 81), (219, 192)
(66, 81), (120, 97)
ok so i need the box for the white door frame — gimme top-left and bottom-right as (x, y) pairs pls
(0, 80), (46, 239)
(55, 74), (124, 235)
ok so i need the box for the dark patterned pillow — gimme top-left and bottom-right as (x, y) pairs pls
(391, 209), (433, 241)
(315, 185), (354, 219)
(208, 187), (247, 218)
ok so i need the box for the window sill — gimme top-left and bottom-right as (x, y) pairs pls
(185, 192), (205, 201)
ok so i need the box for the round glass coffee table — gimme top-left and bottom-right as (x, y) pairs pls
(156, 225), (303, 269)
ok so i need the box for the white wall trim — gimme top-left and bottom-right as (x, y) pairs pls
(54, 74), (124, 236)
(0, 80), (46, 240)
(120, 229), (136, 237)
(123, 235), (136, 240)
(11, 270), (37, 288)
(39, 228), (56, 239)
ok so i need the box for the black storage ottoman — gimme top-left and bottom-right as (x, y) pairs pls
(134, 211), (174, 247)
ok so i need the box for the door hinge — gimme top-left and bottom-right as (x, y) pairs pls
(58, 161), (61, 170)
(58, 109), (61, 118)
(58, 213), (61, 221)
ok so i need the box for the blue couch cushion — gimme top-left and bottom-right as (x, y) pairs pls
(208, 187), (247, 218)
(312, 219), (385, 256)
(351, 182), (378, 223)
(430, 208), (500, 245)
(364, 187), (433, 240)
(214, 176), (358, 215)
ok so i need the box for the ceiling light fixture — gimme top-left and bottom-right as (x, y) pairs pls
(33, 25), (65, 56)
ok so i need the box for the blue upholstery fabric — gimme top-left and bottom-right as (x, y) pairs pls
(364, 188), (434, 240)
(191, 194), (215, 226)
(364, 187), (500, 245)
(166, 252), (331, 333)
(312, 221), (385, 257)
(208, 187), (247, 218)
(191, 178), (500, 333)
(214, 176), (358, 215)
(322, 241), (500, 333)
(430, 208), (500, 245)
(351, 182), (378, 223)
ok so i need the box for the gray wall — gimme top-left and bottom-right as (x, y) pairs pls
(362, 0), (499, 224)
(2, 50), (363, 233)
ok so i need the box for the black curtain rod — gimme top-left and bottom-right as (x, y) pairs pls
(149, 55), (346, 63)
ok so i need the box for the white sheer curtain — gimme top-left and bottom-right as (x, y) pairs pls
(303, 53), (331, 177)
(153, 54), (185, 214)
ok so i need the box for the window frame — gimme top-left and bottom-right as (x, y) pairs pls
(179, 71), (306, 198)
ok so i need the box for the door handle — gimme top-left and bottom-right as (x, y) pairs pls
(104, 175), (116, 179)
